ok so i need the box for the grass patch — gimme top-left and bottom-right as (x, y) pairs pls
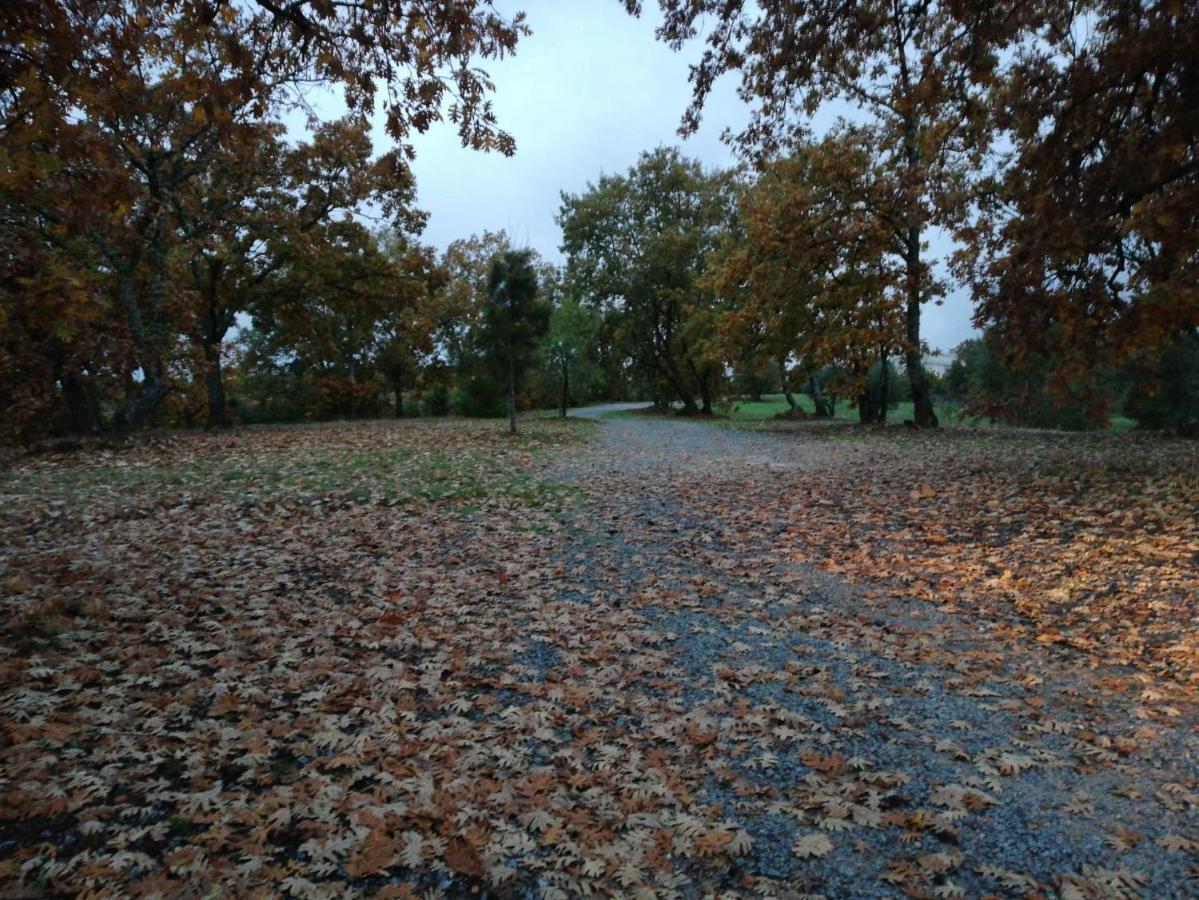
(0, 417), (595, 517)
(720, 393), (968, 425)
(598, 406), (673, 420)
(597, 398), (965, 426)
(598, 395), (1141, 434)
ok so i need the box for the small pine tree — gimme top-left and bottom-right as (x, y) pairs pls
(480, 251), (550, 434)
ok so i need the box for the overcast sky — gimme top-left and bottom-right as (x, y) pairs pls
(370, 0), (975, 352)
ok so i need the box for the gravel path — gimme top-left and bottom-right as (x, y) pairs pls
(566, 402), (650, 419)
(544, 414), (1199, 898)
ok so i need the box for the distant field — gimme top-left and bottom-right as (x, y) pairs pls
(607, 393), (1138, 431)
(719, 393), (962, 425)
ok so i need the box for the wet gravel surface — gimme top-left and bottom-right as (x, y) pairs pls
(547, 409), (1199, 897)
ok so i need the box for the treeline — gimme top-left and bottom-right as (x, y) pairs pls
(0, 0), (528, 440)
(2, 1), (1196, 440)
(174, 231), (614, 430)
(944, 334), (1199, 433)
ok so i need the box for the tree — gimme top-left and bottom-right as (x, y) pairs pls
(173, 115), (422, 427)
(708, 132), (904, 424)
(1, 0), (529, 438)
(559, 148), (736, 415)
(544, 296), (602, 418)
(243, 221), (400, 419)
(375, 236), (447, 418)
(963, 1), (1198, 422)
(1, 3), (281, 430)
(479, 250), (549, 434)
(1123, 332), (1199, 436)
(436, 230), (514, 372)
(944, 335), (1108, 430)
(629, 0), (1030, 427)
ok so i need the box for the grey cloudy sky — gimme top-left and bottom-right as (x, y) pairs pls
(377, 0), (976, 352)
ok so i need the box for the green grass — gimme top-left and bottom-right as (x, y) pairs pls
(1108, 415), (1137, 433)
(719, 394), (966, 425)
(604, 394), (1138, 432)
(601, 395), (964, 425)
(0, 418), (595, 514)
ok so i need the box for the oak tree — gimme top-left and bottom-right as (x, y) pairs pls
(1, 0), (528, 437)
(559, 148), (736, 415)
(710, 131), (905, 423)
(630, 0), (1031, 426)
(962, 0), (1198, 423)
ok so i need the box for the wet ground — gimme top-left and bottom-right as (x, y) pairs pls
(546, 407), (1199, 897)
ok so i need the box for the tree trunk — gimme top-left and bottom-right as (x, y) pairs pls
(782, 384), (798, 410)
(651, 378), (668, 411)
(659, 348), (696, 413)
(858, 392), (874, 425)
(903, 268), (937, 427)
(113, 381), (170, 432)
(559, 360), (568, 418)
(110, 255), (171, 430)
(698, 368), (713, 415)
(391, 365), (404, 418)
(899, 107), (938, 428)
(507, 351), (517, 435)
(62, 371), (101, 434)
(204, 342), (228, 429)
(682, 347), (713, 415)
(779, 359), (798, 410)
(876, 354), (889, 424)
(808, 373), (834, 418)
(856, 362), (874, 424)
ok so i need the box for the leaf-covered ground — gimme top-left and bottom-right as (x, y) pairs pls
(1, 413), (1196, 897)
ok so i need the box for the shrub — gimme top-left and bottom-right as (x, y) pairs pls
(948, 336), (1107, 430)
(452, 373), (505, 417)
(419, 383), (451, 416)
(1124, 333), (1199, 435)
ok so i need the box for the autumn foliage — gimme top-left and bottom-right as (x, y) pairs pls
(0, 0), (526, 439)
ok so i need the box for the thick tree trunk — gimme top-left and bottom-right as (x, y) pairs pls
(808, 373), (834, 418)
(62, 372), (101, 434)
(507, 351), (517, 435)
(204, 342), (228, 429)
(113, 381), (170, 431)
(858, 392), (874, 425)
(660, 349), (696, 414)
(651, 380), (667, 411)
(903, 269), (937, 427)
(899, 105), (938, 428)
(117, 267), (148, 359)
(112, 259), (170, 430)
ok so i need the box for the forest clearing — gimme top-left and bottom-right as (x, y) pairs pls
(2, 413), (1196, 896)
(3, 0), (1197, 895)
